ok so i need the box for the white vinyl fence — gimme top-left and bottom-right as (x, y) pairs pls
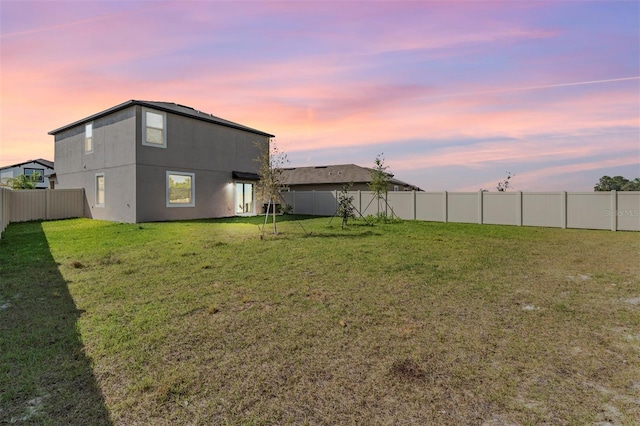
(0, 187), (85, 238)
(281, 190), (640, 232)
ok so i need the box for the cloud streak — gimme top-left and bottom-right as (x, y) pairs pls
(417, 76), (640, 101)
(0, 12), (127, 38)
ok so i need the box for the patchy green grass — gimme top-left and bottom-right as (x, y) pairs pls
(1, 217), (639, 425)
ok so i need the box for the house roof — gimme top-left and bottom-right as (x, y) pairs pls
(48, 100), (274, 137)
(0, 158), (54, 171)
(280, 164), (421, 190)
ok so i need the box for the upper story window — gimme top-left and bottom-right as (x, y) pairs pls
(85, 123), (93, 153)
(142, 108), (167, 148)
(24, 168), (45, 182)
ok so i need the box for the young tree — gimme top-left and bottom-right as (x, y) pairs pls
(1, 172), (40, 190)
(368, 153), (391, 215)
(255, 140), (288, 234)
(496, 171), (515, 192)
(337, 183), (356, 229)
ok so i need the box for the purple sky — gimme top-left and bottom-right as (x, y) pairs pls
(1, 1), (638, 191)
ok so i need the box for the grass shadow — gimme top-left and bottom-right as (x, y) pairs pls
(0, 222), (112, 424)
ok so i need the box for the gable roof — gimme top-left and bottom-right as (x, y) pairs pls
(0, 158), (54, 171)
(48, 100), (274, 137)
(280, 164), (421, 190)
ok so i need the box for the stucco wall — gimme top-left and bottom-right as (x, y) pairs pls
(135, 107), (266, 173)
(135, 165), (237, 222)
(57, 165), (136, 223)
(135, 106), (268, 222)
(54, 106), (137, 223)
(54, 107), (137, 174)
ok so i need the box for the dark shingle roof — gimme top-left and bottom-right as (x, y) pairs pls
(280, 164), (421, 190)
(48, 100), (274, 137)
(0, 158), (54, 170)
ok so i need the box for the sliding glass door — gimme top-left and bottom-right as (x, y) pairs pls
(235, 183), (254, 214)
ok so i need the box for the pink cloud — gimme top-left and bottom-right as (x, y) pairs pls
(1, 0), (637, 196)
(256, 80), (638, 154)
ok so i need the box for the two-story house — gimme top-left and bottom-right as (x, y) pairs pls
(0, 158), (55, 189)
(49, 100), (273, 223)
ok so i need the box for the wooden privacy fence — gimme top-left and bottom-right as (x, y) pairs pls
(0, 187), (85, 238)
(280, 190), (640, 232)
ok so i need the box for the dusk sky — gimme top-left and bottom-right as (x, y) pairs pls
(1, 1), (638, 191)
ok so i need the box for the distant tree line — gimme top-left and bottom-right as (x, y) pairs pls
(594, 176), (640, 191)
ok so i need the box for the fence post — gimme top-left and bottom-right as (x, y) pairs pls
(291, 190), (296, 214)
(443, 191), (448, 223)
(358, 190), (362, 216)
(0, 188), (7, 238)
(45, 189), (50, 220)
(478, 190), (483, 224)
(385, 192), (388, 217)
(79, 188), (85, 218)
(611, 190), (617, 232)
(517, 191), (523, 226)
(312, 190), (315, 216)
(413, 190), (417, 220)
(561, 191), (567, 229)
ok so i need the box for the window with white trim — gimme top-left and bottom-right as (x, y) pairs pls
(95, 173), (105, 207)
(143, 108), (167, 148)
(167, 172), (195, 207)
(85, 123), (93, 153)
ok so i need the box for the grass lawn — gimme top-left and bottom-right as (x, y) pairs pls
(1, 216), (639, 425)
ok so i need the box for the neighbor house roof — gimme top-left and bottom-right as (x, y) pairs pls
(0, 158), (54, 171)
(280, 164), (421, 190)
(48, 100), (274, 137)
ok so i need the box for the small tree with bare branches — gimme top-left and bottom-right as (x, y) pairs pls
(368, 153), (391, 217)
(255, 140), (288, 234)
(337, 183), (356, 229)
(497, 172), (516, 192)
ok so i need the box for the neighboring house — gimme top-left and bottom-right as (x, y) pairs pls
(49, 100), (273, 223)
(280, 164), (422, 192)
(0, 158), (54, 189)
